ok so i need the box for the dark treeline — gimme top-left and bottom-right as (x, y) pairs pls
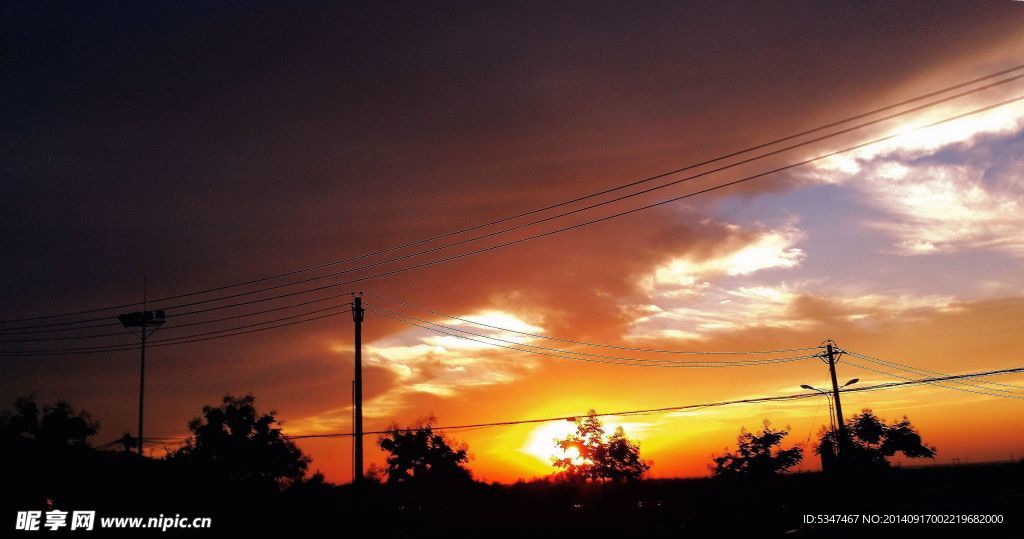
(3, 394), (1021, 536)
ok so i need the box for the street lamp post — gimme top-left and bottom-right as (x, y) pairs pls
(801, 378), (858, 466)
(801, 384), (836, 435)
(117, 310), (166, 456)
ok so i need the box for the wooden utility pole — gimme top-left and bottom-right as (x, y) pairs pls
(352, 296), (365, 482)
(825, 340), (848, 464)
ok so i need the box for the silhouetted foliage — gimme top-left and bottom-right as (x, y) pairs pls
(0, 395), (98, 447)
(1, 396), (109, 515)
(169, 394), (309, 489)
(377, 416), (473, 486)
(815, 409), (936, 471)
(553, 410), (605, 481)
(115, 432), (137, 453)
(552, 410), (652, 481)
(711, 420), (803, 477)
(1, 396), (1017, 536)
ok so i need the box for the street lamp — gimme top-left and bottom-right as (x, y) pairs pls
(801, 379), (858, 459)
(801, 384), (837, 434)
(802, 378), (859, 393)
(118, 310), (165, 456)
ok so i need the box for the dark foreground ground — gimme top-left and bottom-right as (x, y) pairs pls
(6, 452), (1022, 537)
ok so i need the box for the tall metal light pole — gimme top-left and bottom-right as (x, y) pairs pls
(800, 384), (836, 434)
(801, 377), (857, 456)
(118, 309), (165, 455)
(798, 379), (856, 432)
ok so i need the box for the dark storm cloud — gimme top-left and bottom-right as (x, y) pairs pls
(3, 1), (1022, 316)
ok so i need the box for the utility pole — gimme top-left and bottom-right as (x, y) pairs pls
(139, 325), (147, 454)
(825, 340), (848, 464)
(352, 295), (365, 482)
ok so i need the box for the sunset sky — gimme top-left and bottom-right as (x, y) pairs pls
(3, 2), (1024, 484)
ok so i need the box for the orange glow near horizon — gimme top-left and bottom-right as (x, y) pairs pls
(288, 373), (1024, 485)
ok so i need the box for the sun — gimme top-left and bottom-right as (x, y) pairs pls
(520, 421), (584, 465)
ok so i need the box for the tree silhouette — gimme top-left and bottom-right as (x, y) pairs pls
(553, 410), (605, 481)
(0, 395), (98, 447)
(552, 410), (651, 481)
(604, 426), (652, 480)
(376, 416), (473, 486)
(169, 394), (309, 489)
(815, 409), (935, 471)
(711, 420), (803, 477)
(2, 396), (101, 513)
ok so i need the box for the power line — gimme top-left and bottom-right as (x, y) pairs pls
(138, 364), (1024, 443)
(219, 73), (1024, 306)
(54, 74), (1018, 323)
(198, 364), (1021, 440)
(0, 318), (124, 336)
(4, 94), (1023, 359)
(194, 92), (1024, 313)
(12, 90), (1023, 341)
(1, 303), (348, 354)
(846, 352), (1024, 393)
(841, 354), (1024, 399)
(14, 91), (1015, 342)
(843, 359), (1023, 400)
(365, 291), (820, 355)
(0, 297), (356, 342)
(364, 303), (817, 367)
(0, 290), (361, 336)
(4, 66), (1023, 326)
(843, 349), (1024, 391)
(0, 288), (361, 335)
(365, 304), (820, 368)
(0, 307), (352, 357)
(7, 82), (1024, 336)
